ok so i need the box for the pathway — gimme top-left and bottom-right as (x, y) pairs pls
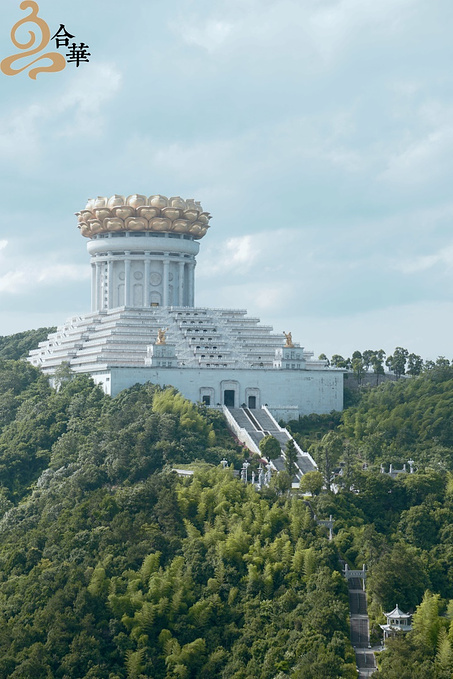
(343, 565), (377, 678)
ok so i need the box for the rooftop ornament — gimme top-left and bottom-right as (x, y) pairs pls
(76, 194), (211, 239)
(156, 328), (167, 345)
(283, 331), (294, 348)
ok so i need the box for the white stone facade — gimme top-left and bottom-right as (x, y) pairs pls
(29, 306), (343, 418)
(28, 193), (344, 420)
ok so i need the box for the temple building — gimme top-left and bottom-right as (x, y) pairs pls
(28, 194), (343, 422)
(380, 605), (412, 643)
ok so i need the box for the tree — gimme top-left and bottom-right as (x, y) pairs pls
(398, 504), (440, 550)
(331, 355), (350, 369)
(318, 353), (330, 367)
(339, 441), (358, 491)
(310, 432), (343, 488)
(285, 439), (298, 479)
(53, 361), (74, 390)
(368, 543), (429, 611)
(0, 327), (56, 360)
(402, 470), (445, 505)
(386, 347), (409, 378)
(270, 470), (292, 494)
(259, 435), (281, 461)
(412, 591), (444, 652)
(376, 634), (434, 679)
(407, 353), (423, 376)
(362, 350), (374, 372)
(371, 349), (386, 385)
(351, 357), (366, 385)
(433, 357), (452, 380)
(299, 471), (324, 496)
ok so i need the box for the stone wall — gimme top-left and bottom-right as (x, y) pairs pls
(91, 365), (344, 420)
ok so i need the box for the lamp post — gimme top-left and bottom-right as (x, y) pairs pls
(241, 461), (250, 484)
(257, 463), (264, 489)
(265, 462), (272, 486)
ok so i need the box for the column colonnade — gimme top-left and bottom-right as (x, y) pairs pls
(89, 239), (197, 311)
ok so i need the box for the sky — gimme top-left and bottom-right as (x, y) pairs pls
(0, 0), (453, 360)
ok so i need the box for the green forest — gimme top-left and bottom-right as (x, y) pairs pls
(1, 330), (453, 677)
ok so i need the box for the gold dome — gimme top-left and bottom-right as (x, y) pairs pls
(76, 194), (211, 239)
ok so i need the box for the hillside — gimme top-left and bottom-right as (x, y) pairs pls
(287, 363), (453, 470)
(0, 359), (354, 679)
(287, 366), (453, 677)
(2, 330), (453, 677)
(0, 328), (56, 361)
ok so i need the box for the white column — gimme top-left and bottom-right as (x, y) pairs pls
(144, 257), (150, 307)
(91, 262), (96, 311)
(95, 260), (102, 311)
(188, 261), (195, 307)
(163, 258), (169, 307)
(107, 257), (113, 309)
(178, 260), (185, 307)
(124, 255), (131, 307)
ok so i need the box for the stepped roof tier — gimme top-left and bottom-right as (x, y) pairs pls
(29, 307), (327, 373)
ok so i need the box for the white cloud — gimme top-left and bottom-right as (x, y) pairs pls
(130, 135), (248, 184)
(199, 280), (294, 317)
(174, 0), (417, 65)
(298, 301), (453, 360)
(199, 235), (259, 276)
(183, 20), (233, 52)
(309, 0), (416, 60)
(253, 281), (294, 312)
(0, 240), (8, 251)
(0, 104), (43, 163)
(396, 243), (453, 274)
(125, 108), (367, 196)
(173, 0), (316, 65)
(36, 264), (89, 284)
(197, 227), (324, 316)
(0, 63), (122, 166)
(56, 64), (122, 138)
(377, 98), (453, 187)
(380, 126), (453, 186)
(0, 262), (88, 295)
(0, 271), (28, 294)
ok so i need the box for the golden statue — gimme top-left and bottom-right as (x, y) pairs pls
(283, 331), (294, 348)
(156, 328), (167, 345)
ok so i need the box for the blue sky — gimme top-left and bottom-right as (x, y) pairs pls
(1, 0), (452, 359)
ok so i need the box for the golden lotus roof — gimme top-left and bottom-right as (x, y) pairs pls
(76, 194), (211, 239)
